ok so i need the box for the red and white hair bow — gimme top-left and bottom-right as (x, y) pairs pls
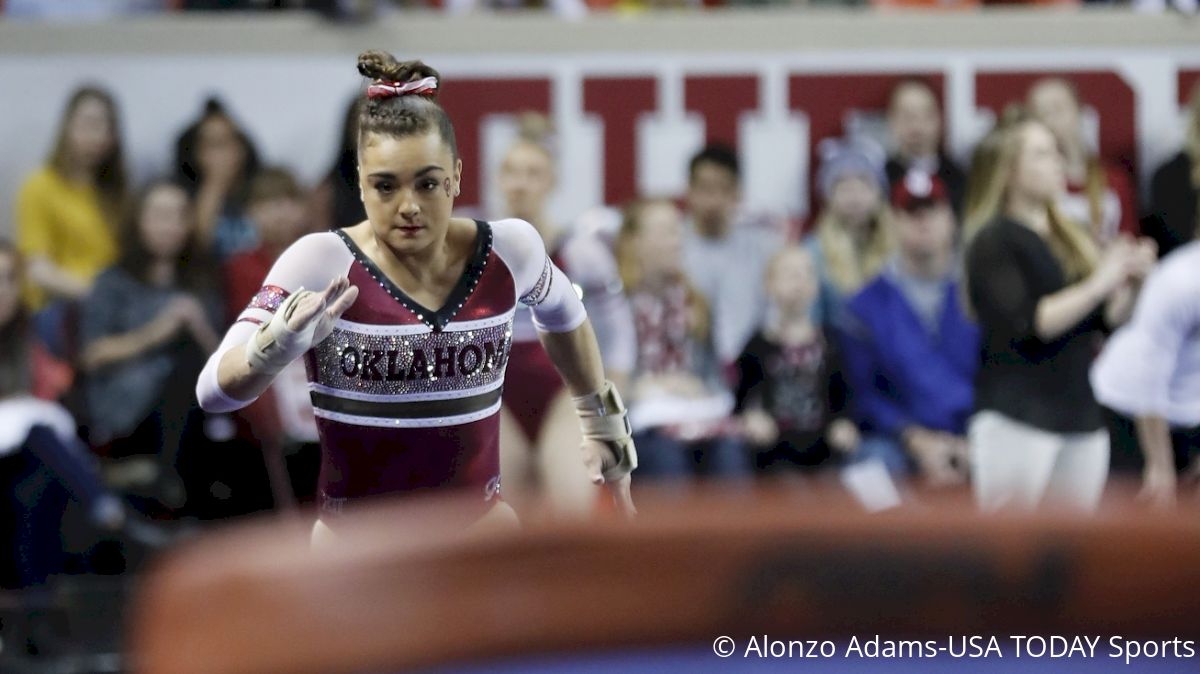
(366, 76), (438, 100)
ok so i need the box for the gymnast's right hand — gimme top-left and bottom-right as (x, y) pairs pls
(246, 277), (359, 375)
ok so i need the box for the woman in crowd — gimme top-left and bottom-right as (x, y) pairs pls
(1027, 77), (1138, 243)
(963, 115), (1154, 512)
(804, 136), (895, 326)
(174, 98), (262, 260)
(79, 179), (222, 511)
(616, 197), (743, 483)
(16, 85), (128, 359)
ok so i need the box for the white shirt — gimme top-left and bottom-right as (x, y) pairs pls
(1091, 242), (1200, 427)
(683, 211), (785, 364)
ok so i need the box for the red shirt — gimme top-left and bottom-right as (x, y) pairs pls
(224, 246), (279, 326)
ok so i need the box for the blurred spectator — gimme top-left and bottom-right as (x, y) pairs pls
(1146, 81), (1200, 258)
(617, 198), (745, 482)
(734, 246), (858, 478)
(310, 96), (367, 233)
(803, 136), (894, 326)
(1027, 77), (1139, 242)
(174, 98), (262, 260)
(839, 170), (978, 485)
(963, 117), (1153, 512)
(224, 167), (311, 323)
(78, 180), (222, 511)
(885, 79), (967, 218)
(497, 115), (633, 517)
(0, 240), (162, 592)
(16, 86), (126, 319)
(1092, 236), (1200, 510)
(0, 242), (72, 420)
(225, 167), (319, 508)
(682, 143), (784, 364)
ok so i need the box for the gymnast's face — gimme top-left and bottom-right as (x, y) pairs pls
(358, 130), (462, 255)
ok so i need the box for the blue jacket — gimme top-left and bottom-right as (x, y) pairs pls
(838, 269), (980, 437)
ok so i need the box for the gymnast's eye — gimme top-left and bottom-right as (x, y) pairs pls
(374, 182), (395, 196)
(419, 180), (439, 192)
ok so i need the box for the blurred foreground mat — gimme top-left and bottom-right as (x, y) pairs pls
(130, 483), (1200, 674)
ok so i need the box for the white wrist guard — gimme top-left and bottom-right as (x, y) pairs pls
(573, 380), (637, 481)
(245, 288), (318, 376)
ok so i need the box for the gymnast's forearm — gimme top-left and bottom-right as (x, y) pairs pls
(538, 318), (608, 397)
(216, 343), (281, 402)
(196, 326), (279, 412)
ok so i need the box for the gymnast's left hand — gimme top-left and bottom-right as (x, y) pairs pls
(582, 437), (637, 519)
(285, 276), (361, 345)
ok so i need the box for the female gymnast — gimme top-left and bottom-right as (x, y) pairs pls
(196, 51), (636, 540)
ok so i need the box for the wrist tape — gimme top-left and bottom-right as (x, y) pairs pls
(245, 288), (318, 376)
(572, 380), (637, 481)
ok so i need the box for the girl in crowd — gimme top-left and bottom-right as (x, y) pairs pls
(1027, 77), (1138, 243)
(196, 52), (636, 544)
(804, 136), (895, 326)
(80, 180), (222, 511)
(735, 246), (858, 478)
(16, 86), (128, 358)
(175, 98), (262, 260)
(963, 115), (1154, 512)
(616, 197), (743, 482)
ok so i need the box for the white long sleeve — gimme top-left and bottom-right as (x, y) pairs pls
(195, 232), (354, 413)
(491, 218), (588, 333)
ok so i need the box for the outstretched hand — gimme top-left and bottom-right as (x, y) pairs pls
(285, 277), (359, 344)
(581, 438), (637, 519)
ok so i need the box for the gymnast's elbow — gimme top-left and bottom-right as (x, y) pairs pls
(195, 359), (254, 414)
